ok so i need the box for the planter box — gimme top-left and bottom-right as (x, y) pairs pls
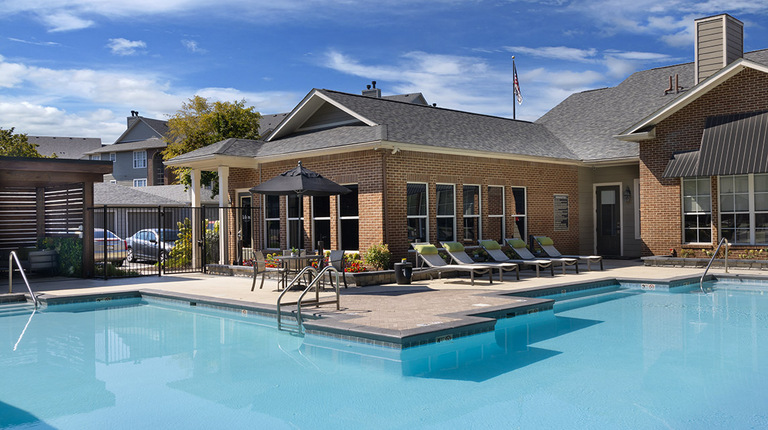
(642, 256), (768, 270)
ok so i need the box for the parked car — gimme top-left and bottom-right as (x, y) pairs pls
(94, 228), (127, 266)
(125, 229), (180, 263)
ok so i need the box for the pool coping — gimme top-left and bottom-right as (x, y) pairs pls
(9, 272), (768, 349)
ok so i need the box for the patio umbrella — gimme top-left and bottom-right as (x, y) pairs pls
(249, 161), (351, 197)
(250, 161), (350, 254)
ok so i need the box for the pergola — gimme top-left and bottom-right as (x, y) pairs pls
(0, 156), (113, 277)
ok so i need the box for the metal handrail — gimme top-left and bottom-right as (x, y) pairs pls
(8, 251), (38, 308)
(277, 265), (341, 334)
(700, 237), (729, 293)
(277, 266), (318, 331)
(296, 266), (341, 331)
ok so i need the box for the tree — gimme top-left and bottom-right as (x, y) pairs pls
(162, 96), (261, 191)
(0, 127), (51, 158)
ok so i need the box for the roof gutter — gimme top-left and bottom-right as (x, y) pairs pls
(613, 128), (656, 142)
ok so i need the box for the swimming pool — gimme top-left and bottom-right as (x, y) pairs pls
(1, 279), (767, 429)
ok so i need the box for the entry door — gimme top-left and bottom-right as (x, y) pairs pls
(596, 186), (621, 256)
(239, 194), (252, 249)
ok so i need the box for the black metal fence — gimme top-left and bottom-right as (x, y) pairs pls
(89, 205), (259, 279)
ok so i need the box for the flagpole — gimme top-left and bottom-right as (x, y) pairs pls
(512, 56), (516, 120)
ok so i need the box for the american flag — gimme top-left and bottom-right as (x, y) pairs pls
(513, 61), (522, 105)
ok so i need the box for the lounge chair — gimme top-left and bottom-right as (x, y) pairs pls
(533, 236), (604, 270)
(441, 241), (519, 281)
(478, 239), (554, 277)
(325, 250), (348, 289)
(412, 244), (495, 285)
(505, 238), (578, 274)
(251, 250), (287, 291)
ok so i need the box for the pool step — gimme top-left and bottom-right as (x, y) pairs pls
(0, 302), (37, 318)
(553, 289), (641, 312)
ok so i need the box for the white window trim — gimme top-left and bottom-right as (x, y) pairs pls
(133, 178), (147, 187)
(338, 184), (359, 251)
(133, 150), (146, 169)
(286, 195), (304, 250)
(311, 195), (331, 251)
(487, 185), (506, 241)
(463, 184), (482, 242)
(436, 183), (456, 242)
(681, 177), (712, 245)
(718, 173), (768, 245)
(109, 152), (116, 162)
(263, 195), (281, 250)
(510, 186), (527, 241)
(407, 182), (429, 243)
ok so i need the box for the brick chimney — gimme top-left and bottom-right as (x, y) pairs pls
(361, 81), (381, 98)
(695, 14), (743, 84)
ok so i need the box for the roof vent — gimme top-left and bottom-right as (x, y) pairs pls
(361, 81), (381, 98)
(664, 74), (684, 95)
(695, 14), (743, 84)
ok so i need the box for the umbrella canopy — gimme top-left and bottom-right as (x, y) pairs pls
(249, 161), (351, 196)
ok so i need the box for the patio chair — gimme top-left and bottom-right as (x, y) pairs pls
(440, 241), (519, 281)
(412, 244), (495, 285)
(505, 238), (578, 274)
(533, 236), (604, 271)
(251, 250), (287, 291)
(478, 239), (554, 277)
(325, 250), (348, 289)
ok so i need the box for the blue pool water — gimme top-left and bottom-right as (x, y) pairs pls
(1, 280), (767, 429)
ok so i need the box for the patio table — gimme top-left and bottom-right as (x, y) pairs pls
(274, 254), (324, 290)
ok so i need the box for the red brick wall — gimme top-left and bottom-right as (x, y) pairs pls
(226, 148), (580, 263)
(639, 68), (768, 255)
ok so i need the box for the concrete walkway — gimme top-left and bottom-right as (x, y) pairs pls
(2, 260), (765, 347)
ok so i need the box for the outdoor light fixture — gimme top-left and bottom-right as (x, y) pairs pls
(623, 186), (631, 202)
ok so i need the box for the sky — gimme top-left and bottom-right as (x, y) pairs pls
(1, 1), (768, 144)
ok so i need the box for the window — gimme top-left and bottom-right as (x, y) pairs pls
(719, 174), (768, 244)
(487, 186), (505, 242)
(287, 194), (304, 249)
(313, 196), (331, 250)
(133, 150), (146, 169)
(407, 183), (428, 243)
(339, 184), (359, 250)
(511, 187), (527, 240)
(436, 184), (455, 242)
(463, 185), (480, 242)
(109, 152), (116, 162)
(682, 177), (711, 243)
(133, 178), (147, 187)
(264, 195), (280, 249)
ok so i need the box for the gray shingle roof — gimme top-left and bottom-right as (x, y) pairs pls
(537, 48), (768, 161)
(88, 137), (167, 154)
(316, 90), (577, 159)
(94, 183), (216, 206)
(28, 136), (102, 159)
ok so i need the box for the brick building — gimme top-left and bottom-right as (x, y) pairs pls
(168, 13), (768, 264)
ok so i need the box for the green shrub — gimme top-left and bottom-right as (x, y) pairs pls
(364, 243), (391, 270)
(39, 237), (82, 277)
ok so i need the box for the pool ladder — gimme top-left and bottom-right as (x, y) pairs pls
(8, 251), (39, 308)
(277, 265), (341, 334)
(699, 237), (729, 294)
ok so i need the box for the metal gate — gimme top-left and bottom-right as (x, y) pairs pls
(90, 206), (220, 278)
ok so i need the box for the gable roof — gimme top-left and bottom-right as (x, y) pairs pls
(112, 116), (169, 145)
(539, 49), (768, 162)
(28, 136), (102, 159)
(616, 56), (768, 140)
(87, 137), (167, 154)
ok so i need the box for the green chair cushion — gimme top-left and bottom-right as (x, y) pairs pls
(538, 237), (554, 246)
(479, 240), (501, 250)
(442, 242), (464, 252)
(507, 238), (527, 249)
(413, 244), (439, 255)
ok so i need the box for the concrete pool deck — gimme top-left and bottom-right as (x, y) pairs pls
(3, 260), (766, 347)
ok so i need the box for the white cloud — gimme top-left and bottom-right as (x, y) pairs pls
(39, 11), (95, 32)
(505, 46), (598, 62)
(0, 55), (301, 142)
(107, 38), (147, 56)
(182, 39), (206, 54)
